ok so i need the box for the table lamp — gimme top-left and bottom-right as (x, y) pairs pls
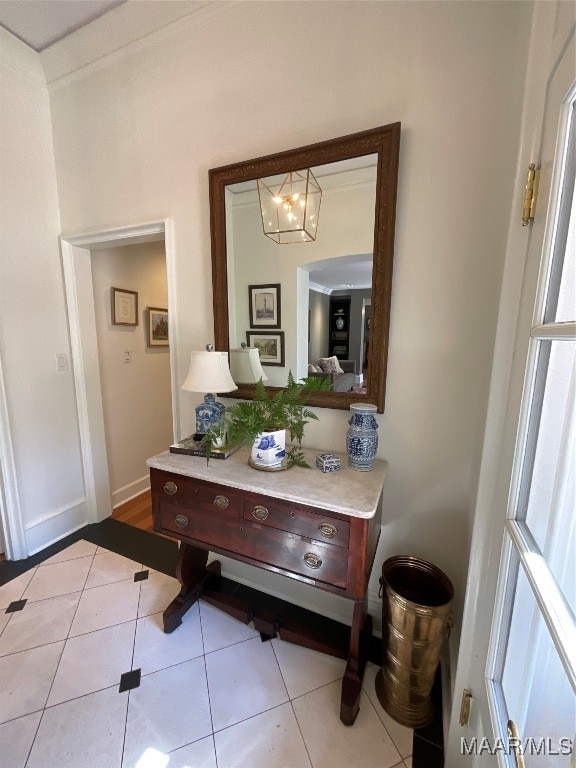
(181, 345), (237, 435)
(229, 343), (268, 385)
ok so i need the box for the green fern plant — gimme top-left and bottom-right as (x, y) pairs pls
(202, 372), (330, 467)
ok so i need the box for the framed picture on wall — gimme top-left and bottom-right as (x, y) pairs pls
(147, 307), (169, 347)
(111, 287), (138, 326)
(248, 284), (281, 328)
(246, 331), (285, 366)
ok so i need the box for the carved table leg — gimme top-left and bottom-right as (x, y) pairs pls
(340, 598), (371, 726)
(163, 543), (221, 633)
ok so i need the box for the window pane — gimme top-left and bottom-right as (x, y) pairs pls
(523, 340), (575, 614)
(502, 561), (575, 767)
(555, 182), (575, 322)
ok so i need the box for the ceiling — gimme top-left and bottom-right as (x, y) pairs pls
(308, 255), (373, 292)
(0, 0), (126, 52)
(0, 1), (373, 294)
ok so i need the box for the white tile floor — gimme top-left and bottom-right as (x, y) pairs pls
(0, 540), (413, 768)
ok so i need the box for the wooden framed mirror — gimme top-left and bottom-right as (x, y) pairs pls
(209, 122), (400, 412)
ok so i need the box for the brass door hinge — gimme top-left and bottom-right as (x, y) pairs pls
(522, 163), (540, 225)
(459, 688), (472, 726)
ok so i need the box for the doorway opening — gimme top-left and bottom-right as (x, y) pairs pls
(90, 239), (173, 534)
(61, 221), (179, 531)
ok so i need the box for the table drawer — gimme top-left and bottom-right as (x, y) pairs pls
(242, 494), (349, 549)
(235, 522), (349, 589)
(158, 501), (241, 550)
(153, 471), (240, 519)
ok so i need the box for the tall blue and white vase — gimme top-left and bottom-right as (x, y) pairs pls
(346, 403), (378, 471)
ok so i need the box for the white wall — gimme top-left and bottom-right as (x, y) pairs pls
(0, 0), (530, 665)
(45, 0), (531, 640)
(0, 29), (86, 556)
(91, 241), (172, 506)
(309, 290), (330, 361)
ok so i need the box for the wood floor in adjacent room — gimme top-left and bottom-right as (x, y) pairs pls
(111, 490), (154, 532)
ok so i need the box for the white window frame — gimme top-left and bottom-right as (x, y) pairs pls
(486, 81), (576, 762)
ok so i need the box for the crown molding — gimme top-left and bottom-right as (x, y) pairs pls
(41, 0), (227, 90)
(309, 282), (333, 295)
(0, 26), (46, 90)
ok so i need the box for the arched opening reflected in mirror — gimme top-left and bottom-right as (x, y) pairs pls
(209, 123), (400, 412)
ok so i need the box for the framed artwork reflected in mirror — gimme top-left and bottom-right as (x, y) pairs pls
(246, 330), (285, 366)
(249, 284), (281, 329)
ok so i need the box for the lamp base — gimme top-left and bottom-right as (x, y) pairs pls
(195, 393), (225, 435)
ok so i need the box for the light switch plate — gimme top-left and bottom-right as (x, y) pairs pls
(55, 353), (68, 371)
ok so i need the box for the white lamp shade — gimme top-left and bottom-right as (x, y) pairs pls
(229, 347), (268, 384)
(181, 350), (237, 393)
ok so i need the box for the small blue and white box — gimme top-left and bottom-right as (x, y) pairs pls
(315, 453), (341, 472)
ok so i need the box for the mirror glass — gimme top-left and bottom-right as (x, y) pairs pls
(209, 124), (400, 411)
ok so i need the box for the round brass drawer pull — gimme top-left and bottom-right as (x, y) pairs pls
(319, 522), (337, 538)
(174, 514), (188, 528)
(303, 552), (322, 569)
(214, 495), (229, 509)
(252, 505), (269, 521)
(163, 481), (178, 496)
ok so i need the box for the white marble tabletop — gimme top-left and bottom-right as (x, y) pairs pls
(147, 446), (387, 520)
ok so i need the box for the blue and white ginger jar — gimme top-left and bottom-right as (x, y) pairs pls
(251, 429), (286, 468)
(346, 403), (378, 471)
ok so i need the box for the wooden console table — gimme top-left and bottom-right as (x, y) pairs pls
(147, 447), (386, 725)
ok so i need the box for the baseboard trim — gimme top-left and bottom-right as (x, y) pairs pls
(25, 498), (88, 555)
(368, 589), (382, 636)
(112, 476), (150, 508)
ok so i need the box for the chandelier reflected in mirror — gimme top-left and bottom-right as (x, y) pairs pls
(257, 169), (322, 244)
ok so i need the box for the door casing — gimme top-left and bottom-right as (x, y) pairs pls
(60, 219), (180, 525)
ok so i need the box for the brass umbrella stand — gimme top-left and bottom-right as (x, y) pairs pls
(375, 555), (454, 728)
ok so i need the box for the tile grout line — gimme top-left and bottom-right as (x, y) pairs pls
(269, 639), (314, 768)
(0, 637), (73, 663)
(23, 547), (98, 767)
(198, 601), (219, 768)
(359, 688), (404, 767)
(120, 572), (143, 768)
(361, 671), (412, 762)
(17, 551), (146, 764)
(3, 535), (426, 767)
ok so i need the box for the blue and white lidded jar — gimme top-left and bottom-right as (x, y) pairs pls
(346, 403), (378, 471)
(250, 429), (286, 469)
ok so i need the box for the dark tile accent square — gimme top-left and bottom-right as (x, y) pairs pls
(5, 599), (27, 613)
(134, 570), (149, 582)
(119, 669), (141, 693)
(1, 514), (446, 768)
